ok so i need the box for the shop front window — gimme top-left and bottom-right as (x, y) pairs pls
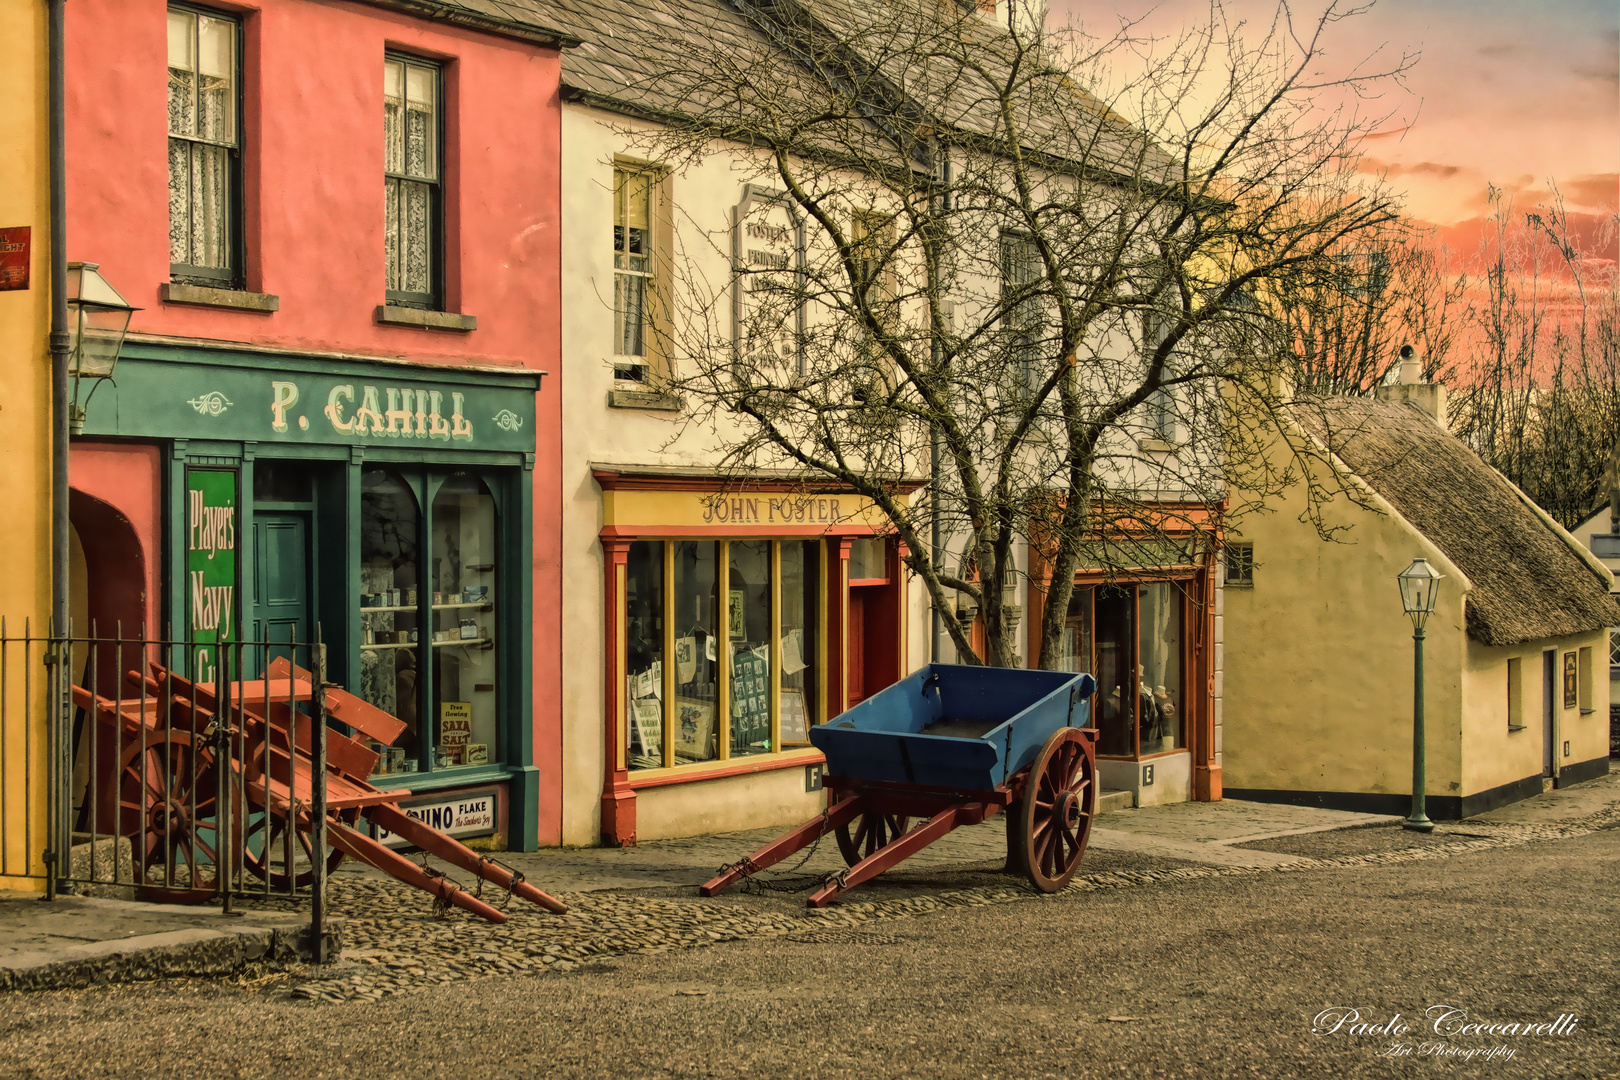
(780, 540), (818, 748)
(627, 541), (668, 769)
(359, 468), (506, 778)
(359, 470), (421, 763)
(624, 537), (826, 771)
(430, 474), (499, 770)
(1138, 583), (1183, 754)
(1073, 581), (1186, 757)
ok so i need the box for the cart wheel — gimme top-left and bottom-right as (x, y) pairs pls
(238, 807), (355, 890)
(114, 731), (221, 886)
(1019, 727), (1095, 892)
(835, 812), (912, 866)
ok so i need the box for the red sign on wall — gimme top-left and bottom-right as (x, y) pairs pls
(0, 227), (30, 291)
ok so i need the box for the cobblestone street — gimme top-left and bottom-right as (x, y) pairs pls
(255, 796), (1620, 1005)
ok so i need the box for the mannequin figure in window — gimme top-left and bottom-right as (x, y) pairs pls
(627, 594), (659, 677)
(395, 648), (419, 756)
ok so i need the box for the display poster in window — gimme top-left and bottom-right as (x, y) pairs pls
(186, 469), (237, 684)
(730, 646), (770, 749)
(674, 697), (715, 759)
(780, 688), (809, 744)
(439, 701), (472, 764)
(632, 699), (662, 758)
(728, 589), (746, 639)
(1563, 652), (1578, 709)
(675, 636), (698, 683)
(780, 628), (806, 675)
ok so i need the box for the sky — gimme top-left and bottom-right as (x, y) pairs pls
(1050, 0), (1618, 256)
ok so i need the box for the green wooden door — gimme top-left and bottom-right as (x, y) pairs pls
(251, 511), (312, 673)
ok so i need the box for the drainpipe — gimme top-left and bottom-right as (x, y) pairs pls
(45, 0), (70, 899)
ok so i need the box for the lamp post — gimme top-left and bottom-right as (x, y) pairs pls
(64, 261), (138, 434)
(1397, 557), (1443, 832)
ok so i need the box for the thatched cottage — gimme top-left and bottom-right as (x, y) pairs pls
(1221, 377), (1619, 818)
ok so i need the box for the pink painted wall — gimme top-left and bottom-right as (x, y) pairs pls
(65, 0), (566, 845)
(68, 443), (162, 643)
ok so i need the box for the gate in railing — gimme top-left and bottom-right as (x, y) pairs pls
(0, 620), (330, 956)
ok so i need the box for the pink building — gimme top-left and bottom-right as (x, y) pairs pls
(63, 0), (573, 849)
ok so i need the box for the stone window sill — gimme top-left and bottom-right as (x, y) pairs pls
(608, 388), (682, 412)
(375, 305), (477, 332)
(1139, 438), (1179, 454)
(161, 283), (279, 312)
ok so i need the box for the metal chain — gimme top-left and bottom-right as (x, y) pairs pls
(718, 808), (844, 894)
(416, 852), (463, 919)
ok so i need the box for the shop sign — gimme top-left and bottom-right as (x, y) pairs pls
(374, 792), (496, 847)
(731, 185), (803, 371)
(187, 469), (237, 682)
(78, 354), (538, 452)
(0, 227), (30, 291)
(701, 493), (850, 525)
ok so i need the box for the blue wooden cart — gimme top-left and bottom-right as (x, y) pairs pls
(700, 664), (1098, 906)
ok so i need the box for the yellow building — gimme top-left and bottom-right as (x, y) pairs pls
(0, 0), (53, 891)
(1223, 379), (1618, 818)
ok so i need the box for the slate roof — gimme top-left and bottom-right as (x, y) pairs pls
(485, 0), (1169, 183)
(1293, 395), (1620, 647)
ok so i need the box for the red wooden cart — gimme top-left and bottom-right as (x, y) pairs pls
(701, 664), (1099, 907)
(73, 658), (564, 923)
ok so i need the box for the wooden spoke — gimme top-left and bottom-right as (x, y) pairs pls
(1018, 728), (1096, 893)
(238, 806), (354, 890)
(835, 811), (912, 867)
(111, 731), (222, 888)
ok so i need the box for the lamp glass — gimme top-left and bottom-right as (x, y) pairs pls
(65, 262), (137, 379)
(1397, 558), (1443, 628)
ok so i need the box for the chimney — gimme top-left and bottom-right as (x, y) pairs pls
(1375, 344), (1448, 428)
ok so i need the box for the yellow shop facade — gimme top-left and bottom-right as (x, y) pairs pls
(0, 0), (53, 891)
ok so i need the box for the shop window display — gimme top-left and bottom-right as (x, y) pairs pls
(780, 540), (818, 747)
(1069, 582), (1185, 757)
(624, 538), (823, 770)
(429, 474), (499, 770)
(359, 468), (504, 776)
(359, 470), (422, 764)
(626, 540), (668, 769)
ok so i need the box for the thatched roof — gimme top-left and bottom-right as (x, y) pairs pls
(1293, 395), (1620, 647)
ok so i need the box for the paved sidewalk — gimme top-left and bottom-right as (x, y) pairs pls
(2, 770), (1614, 995)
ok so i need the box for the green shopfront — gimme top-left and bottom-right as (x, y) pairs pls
(71, 342), (548, 849)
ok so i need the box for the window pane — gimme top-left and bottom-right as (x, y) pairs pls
(168, 139), (191, 263)
(402, 179), (432, 295)
(384, 60), (405, 174)
(729, 540), (772, 757)
(673, 541), (719, 764)
(1094, 587), (1135, 756)
(614, 271), (645, 356)
(358, 470), (422, 766)
(405, 65), (436, 180)
(167, 10), (196, 137)
(1058, 587), (1092, 674)
(626, 541), (666, 770)
(849, 537), (886, 580)
(430, 474), (499, 771)
(190, 143), (231, 269)
(196, 16), (234, 143)
(1138, 583), (1182, 752)
(384, 179), (400, 290)
(780, 541), (818, 742)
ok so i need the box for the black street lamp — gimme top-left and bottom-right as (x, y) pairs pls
(1397, 557), (1443, 832)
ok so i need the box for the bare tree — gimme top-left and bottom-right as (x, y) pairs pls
(1448, 185), (1620, 528)
(614, 0), (1413, 667)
